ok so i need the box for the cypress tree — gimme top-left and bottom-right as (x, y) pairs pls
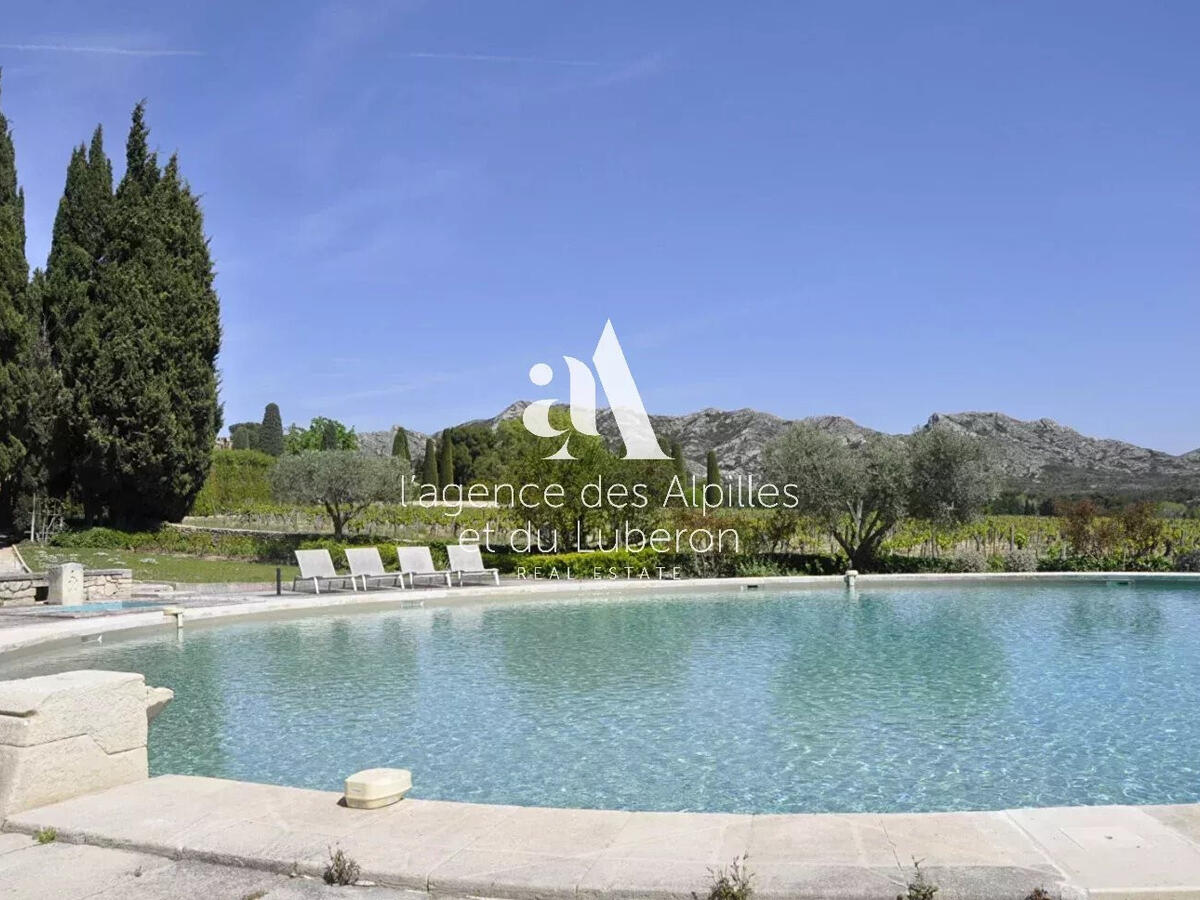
(705, 450), (722, 508)
(83, 101), (167, 524)
(259, 403), (284, 456)
(11, 271), (69, 517)
(231, 427), (252, 450)
(421, 438), (438, 488)
(670, 440), (686, 480)
(0, 71), (31, 517)
(83, 102), (221, 525)
(391, 427), (410, 461)
(43, 125), (113, 517)
(155, 151), (221, 517)
(438, 435), (455, 487)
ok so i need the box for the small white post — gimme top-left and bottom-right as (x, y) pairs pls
(843, 569), (858, 589)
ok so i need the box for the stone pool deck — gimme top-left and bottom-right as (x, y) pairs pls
(9, 775), (1200, 898)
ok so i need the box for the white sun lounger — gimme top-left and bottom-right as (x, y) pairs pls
(293, 549), (356, 594)
(396, 546), (452, 588)
(447, 544), (500, 586)
(346, 547), (403, 591)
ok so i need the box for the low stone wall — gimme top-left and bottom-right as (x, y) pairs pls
(0, 575), (38, 607)
(82, 569), (133, 602)
(0, 568), (133, 607)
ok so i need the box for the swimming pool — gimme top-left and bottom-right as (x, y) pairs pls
(2, 580), (1197, 814)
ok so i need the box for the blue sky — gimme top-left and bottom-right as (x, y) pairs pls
(2, 1), (1197, 451)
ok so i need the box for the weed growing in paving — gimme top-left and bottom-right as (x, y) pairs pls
(322, 846), (361, 886)
(694, 854), (753, 900)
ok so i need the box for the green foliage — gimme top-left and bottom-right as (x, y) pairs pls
(908, 425), (994, 525)
(765, 425), (912, 569)
(191, 449), (276, 515)
(34, 827), (57, 845)
(322, 846), (360, 886)
(670, 440), (687, 480)
(11, 271), (71, 508)
(270, 451), (408, 539)
(766, 423), (995, 570)
(46, 104), (220, 526)
(0, 73), (31, 518)
(259, 403), (284, 456)
(227, 421), (260, 449)
(43, 125), (111, 518)
(420, 437), (439, 488)
(694, 855), (753, 900)
(442, 423), (501, 484)
(1002, 546), (1038, 572)
(285, 417), (357, 453)
(438, 434), (455, 487)
(705, 450), (722, 508)
(391, 426), (410, 460)
(1175, 550), (1200, 572)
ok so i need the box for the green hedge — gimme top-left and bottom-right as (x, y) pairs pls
(190, 450), (276, 516)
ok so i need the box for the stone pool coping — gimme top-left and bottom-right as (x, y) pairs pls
(11, 775), (1200, 898)
(5, 572), (1200, 898)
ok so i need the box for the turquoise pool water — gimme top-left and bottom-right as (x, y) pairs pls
(41, 600), (165, 614)
(2, 581), (1198, 814)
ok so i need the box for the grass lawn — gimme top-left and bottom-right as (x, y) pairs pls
(18, 543), (298, 585)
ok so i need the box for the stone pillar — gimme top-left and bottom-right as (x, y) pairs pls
(46, 563), (85, 606)
(0, 671), (173, 821)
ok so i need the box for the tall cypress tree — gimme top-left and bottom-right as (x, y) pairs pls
(391, 427), (410, 461)
(259, 403), (284, 456)
(421, 438), (439, 488)
(438, 435), (455, 487)
(81, 102), (168, 524)
(705, 449), (721, 485)
(0, 71), (31, 517)
(669, 440), (686, 480)
(13, 271), (69, 510)
(704, 450), (722, 508)
(44, 125), (113, 514)
(156, 151), (221, 516)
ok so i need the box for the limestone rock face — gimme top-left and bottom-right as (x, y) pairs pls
(0, 671), (171, 821)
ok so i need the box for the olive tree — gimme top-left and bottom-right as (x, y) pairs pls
(765, 425), (910, 569)
(270, 450), (407, 539)
(908, 425), (994, 525)
(764, 422), (992, 570)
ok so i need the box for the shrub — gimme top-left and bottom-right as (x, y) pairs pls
(1173, 550), (1200, 572)
(1002, 547), (1039, 572)
(694, 855), (752, 900)
(191, 450), (276, 516)
(322, 846), (360, 886)
(34, 827), (57, 845)
(947, 547), (988, 573)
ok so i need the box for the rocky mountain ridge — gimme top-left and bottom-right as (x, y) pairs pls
(357, 405), (1200, 500)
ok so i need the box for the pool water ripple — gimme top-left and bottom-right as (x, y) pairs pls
(2, 581), (1198, 814)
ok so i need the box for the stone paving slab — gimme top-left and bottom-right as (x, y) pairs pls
(0, 775), (1108, 899)
(0, 835), (433, 898)
(1008, 804), (1200, 897)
